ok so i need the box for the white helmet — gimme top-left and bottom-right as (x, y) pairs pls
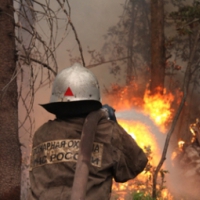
(41, 63), (102, 116)
(50, 63), (101, 103)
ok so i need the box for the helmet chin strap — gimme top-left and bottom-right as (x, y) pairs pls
(70, 110), (106, 200)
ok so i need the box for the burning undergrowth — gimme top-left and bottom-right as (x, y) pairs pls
(103, 82), (200, 199)
(170, 119), (200, 200)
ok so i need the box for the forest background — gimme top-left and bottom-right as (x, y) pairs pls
(1, 0), (200, 199)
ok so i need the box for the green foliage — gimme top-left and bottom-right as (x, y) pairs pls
(167, 0), (200, 72)
(170, 1), (200, 21)
(142, 146), (169, 199)
(170, 1), (200, 35)
(111, 146), (171, 200)
(132, 191), (155, 200)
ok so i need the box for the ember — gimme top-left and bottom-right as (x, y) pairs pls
(189, 118), (200, 144)
(178, 140), (185, 151)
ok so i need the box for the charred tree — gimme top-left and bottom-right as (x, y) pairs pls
(150, 0), (165, 94)
(0, 0), (21, 199)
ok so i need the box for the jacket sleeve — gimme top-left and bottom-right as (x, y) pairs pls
(111, 123), (148, 182)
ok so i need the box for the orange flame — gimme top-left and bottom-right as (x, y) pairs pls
(143, 88), (174, 129)
(105, 85), (176, 199)
(118, 119), (160, 165)
(105, 84), (175, 128)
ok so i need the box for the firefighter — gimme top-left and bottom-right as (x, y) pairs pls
(29, 63), (148, 200)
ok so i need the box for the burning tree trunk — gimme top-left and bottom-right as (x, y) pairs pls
(150, 0), (165, 94)
(0, 0), (21, 199)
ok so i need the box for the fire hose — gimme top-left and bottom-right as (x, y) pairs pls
(70, 105), (116, 200)
(70, 109), (106, 200)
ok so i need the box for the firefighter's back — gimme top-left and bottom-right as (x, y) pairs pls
(29, 116), (147, 200)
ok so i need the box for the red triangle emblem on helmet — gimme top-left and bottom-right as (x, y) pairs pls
(64, 87), (74, 96)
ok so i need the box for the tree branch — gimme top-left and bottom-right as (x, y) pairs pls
(56, 0), (85, 67)
(86, 57), (129, 68)
(152, 30), (200, 199)
(19, 55), (57, 76)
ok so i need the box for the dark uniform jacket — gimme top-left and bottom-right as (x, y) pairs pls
(29, 117), (148, 200)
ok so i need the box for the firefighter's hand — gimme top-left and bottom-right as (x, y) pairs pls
(102, 104), (117, 123)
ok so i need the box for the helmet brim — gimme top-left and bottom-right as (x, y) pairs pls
(40, 100), (102, 117)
